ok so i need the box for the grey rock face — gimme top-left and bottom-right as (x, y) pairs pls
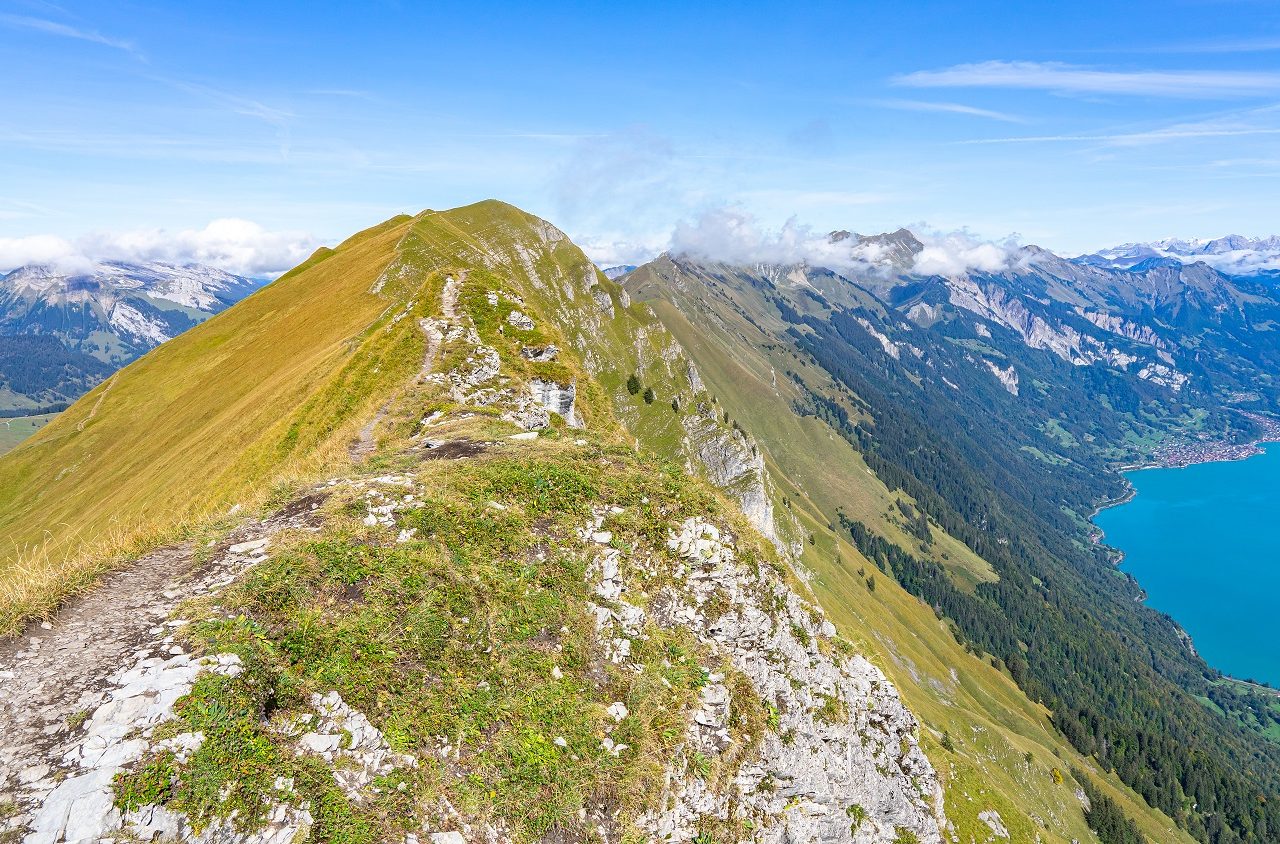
(591, 287), (615, 318)
(529, 378), (579, 426)
(583, 513), (945, 844)
(506, 310), (535, 331)
(681, 402), (777, 546)
(520, 344), (559, 362)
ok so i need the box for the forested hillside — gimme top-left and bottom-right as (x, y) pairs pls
(0, 335), (114, 415)
(626, 252), (1280, 844)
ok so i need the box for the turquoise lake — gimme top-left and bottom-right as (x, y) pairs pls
(1093, 445), (1280, 686)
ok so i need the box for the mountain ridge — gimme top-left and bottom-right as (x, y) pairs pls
(0, 200), (955, 844)
(0, 200), (1262, 844)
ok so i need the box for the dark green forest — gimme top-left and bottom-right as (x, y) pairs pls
(779, 300), (1280, 844)
(0, 334), (112, 412)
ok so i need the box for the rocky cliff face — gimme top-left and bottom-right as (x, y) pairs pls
(679, 398), (779, 549)
(634, 517), (943, 844)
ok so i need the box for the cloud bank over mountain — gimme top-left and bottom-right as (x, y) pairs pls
(0, 219), (317, 277)
(665, 206), (1019, 278)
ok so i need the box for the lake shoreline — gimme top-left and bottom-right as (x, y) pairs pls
(1092, 433), (1280, 689)
(1094, 410), (1280, 533)
(1115, 410), (1280, 473)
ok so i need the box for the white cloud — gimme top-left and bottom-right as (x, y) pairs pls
(911, 231), (1016, 276)
(0, 235), (92, 275)
(894, 60), (1280, 98)
(666, 206), (1019, 279)
(1200, 251), (1280, 274)
(966, 124), (1280, 147)
(669, 207), (860, 269)
(868, 98), (1026, 123)
(0, 220), (317, 276)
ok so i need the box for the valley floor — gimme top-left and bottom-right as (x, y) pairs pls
(0, 413), (57, 457)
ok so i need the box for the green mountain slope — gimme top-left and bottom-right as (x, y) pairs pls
(624, 254), (1279, 844)
(0, 201), (1202, 843)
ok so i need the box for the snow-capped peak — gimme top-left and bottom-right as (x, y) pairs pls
(1076, 235), (1280, 275)
(1, 260), (260, 310)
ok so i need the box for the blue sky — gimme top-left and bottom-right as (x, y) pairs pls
(2, 0), (1280, 272)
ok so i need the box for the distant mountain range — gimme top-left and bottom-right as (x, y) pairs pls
(1076, 234), (1280, 275)
(622, 225), (1280, 844)
(0, 261), (261, 412)
(671, 227), (1280, 416)
(601, 264), (637, 279)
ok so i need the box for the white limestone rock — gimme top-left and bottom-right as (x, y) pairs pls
(292, 690), (417, 801)
(506, 310), (535, 331)
(580, 513), (946, 844)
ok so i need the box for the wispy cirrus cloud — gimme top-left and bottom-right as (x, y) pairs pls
(962, 105), (1280, 147)
(1128, 36), (1280, 55)
(867, 98), (1026, 123)
(967, 126), (1280, 146)
(894, 60), (1280, 98)
(0, 13), (142, 59)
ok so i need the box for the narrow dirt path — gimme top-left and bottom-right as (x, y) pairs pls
(0, 504), (323, 839)
(0, 543), (193, 782)
(76, 373), (118, 432)
(348, 273), (460, 462)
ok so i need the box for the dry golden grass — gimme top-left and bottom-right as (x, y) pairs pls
(0, 213), (419, 635)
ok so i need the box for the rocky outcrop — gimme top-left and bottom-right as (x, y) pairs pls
(1076, 309), (1166, 349)
(855, 316), (900, 360)
(681, 402), (777, 547)
(520, 344), (558, 362)
(25, 649), (249, 844)
(1138, 362), (1189, 392)
(983, 360), (1019, 396)
(591, 286), (615, 318)
(586, 514), (945, 844)
(528, 378), (580, 427)
(506, 310), (535, 330)
(290, 691), (416, 801)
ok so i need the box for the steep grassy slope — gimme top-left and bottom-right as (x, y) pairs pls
(0, 214), (416, 628)
(0, 202), (693, 636)
(624, 262), (1196, 844)
(0, 201), (1197, 843)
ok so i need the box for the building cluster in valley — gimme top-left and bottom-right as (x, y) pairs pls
(1150, 411), (1280, 468)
